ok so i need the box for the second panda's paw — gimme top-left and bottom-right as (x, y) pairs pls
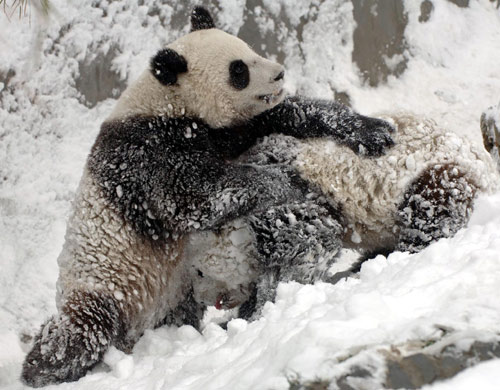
(345, 115), (395, 157)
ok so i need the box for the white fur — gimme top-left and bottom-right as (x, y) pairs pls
(56, 169), (191, 343)
(186, 218), (258, 308)
(109, 29), (285, 128)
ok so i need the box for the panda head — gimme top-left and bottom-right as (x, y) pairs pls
(144, 7), (285, 128)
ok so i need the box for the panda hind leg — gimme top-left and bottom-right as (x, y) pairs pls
(21, 290), (126, 388)
(396, 163), (477, 253)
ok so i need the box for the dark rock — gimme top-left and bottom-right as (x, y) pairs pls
(288, 378), (330, 390)
(419, 0), (434, 23)
(385, 338), (500, 389)
(337, 366), (372, 390)
(448, 0), (469, 7)
(0, 69), (15, 99)
(352, 0), (408, 87)
(75, 45), (127, 108)
(386, 353), (439, 389)
(480, 104), (500, 171)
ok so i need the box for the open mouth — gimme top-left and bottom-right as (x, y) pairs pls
(258, 88), (284, 104)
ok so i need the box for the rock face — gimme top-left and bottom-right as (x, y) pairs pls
(75, 45), (126, 107)
(481, 103), (500, 171)
(385, 338), (500, 389)
(351, 0), (408, 87)
(290, 332), (500, 389)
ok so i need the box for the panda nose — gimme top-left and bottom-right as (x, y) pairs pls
(274, 70), (285, 82)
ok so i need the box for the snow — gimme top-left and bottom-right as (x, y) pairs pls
(1, 0), (500, 389)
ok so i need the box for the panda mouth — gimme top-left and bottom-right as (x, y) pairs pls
(258, 89), (284, 104)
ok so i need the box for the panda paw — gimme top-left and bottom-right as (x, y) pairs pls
(346, 115), (395, 156)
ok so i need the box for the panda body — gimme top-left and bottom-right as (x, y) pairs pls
(187, 113), (500, 315)
(295, 114), (500, 251)
(21, 13), (290, 387)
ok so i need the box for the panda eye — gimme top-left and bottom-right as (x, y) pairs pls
(229, 60), (249, 90)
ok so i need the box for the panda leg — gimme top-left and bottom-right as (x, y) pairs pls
(239, 197), (344, 320)
(21, 290), (125, 387)
(396, 163), (477, 253)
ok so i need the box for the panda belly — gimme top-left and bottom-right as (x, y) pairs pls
(56, 168), (189, 342)
(295, 114), (499, 251)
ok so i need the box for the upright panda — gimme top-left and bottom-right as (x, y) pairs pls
(21, 7), (395, 387)
(189, 113), (500, 320)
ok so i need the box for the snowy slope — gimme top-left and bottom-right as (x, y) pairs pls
(1, 1), (500, 389)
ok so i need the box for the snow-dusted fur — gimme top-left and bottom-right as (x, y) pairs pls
(294, 114), (500, 252)
(189, 113), (500, 316)
(21, 7), (395, 387)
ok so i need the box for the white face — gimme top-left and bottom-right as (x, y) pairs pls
(170, 29), (285, 128)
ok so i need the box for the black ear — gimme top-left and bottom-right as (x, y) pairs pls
(150, 48), (188, 85)
(191, 6), (216, 31)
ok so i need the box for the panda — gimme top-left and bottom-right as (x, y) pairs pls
(21, 6), (395, 387)
(250, 114), (500, 254)
(188, 113), (500, 319)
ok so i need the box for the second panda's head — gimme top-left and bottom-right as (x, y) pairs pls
(110, 7), (285, 128)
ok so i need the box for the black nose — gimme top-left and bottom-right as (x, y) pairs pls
(274, 70), (284, 81)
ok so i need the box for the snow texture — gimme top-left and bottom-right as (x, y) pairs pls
(1, 0), (500, 389)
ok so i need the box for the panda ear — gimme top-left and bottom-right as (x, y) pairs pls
(150, 48), (188, 86)
(190, 6), (216, 31)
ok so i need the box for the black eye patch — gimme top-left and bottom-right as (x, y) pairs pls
(229, 60), (249, 90)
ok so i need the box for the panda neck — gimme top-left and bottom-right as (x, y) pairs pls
(106, 71), (188, 123)
(106, 71), (244, 129)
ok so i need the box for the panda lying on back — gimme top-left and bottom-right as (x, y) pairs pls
(21, 7), (394, 387)
(190, 116), (500, 320)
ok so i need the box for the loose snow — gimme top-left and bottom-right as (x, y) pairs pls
(1, 1), (500, 389)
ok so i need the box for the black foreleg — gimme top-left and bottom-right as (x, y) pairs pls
(239, 196), (344, 321)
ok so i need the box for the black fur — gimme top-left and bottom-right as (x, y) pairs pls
(250, 96), (395, 156)
(396, 163), (476, 253)
(89, 96), (394, 241)
(229, 60), (250, 90)
(22, 292), (126, 387)
(239, 196), (345, 320)
(190, 6), (216, 31)
(150, 48), (188, 86)
(89, 116), (304, 240)
(22, 96), (395, 386)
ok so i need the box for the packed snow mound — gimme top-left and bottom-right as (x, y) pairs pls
(1, 1), (500, 389)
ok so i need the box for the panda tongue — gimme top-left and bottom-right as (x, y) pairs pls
(215, 294), (224, 310)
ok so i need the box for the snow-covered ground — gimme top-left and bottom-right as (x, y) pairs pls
(1, 1), (500, 389)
